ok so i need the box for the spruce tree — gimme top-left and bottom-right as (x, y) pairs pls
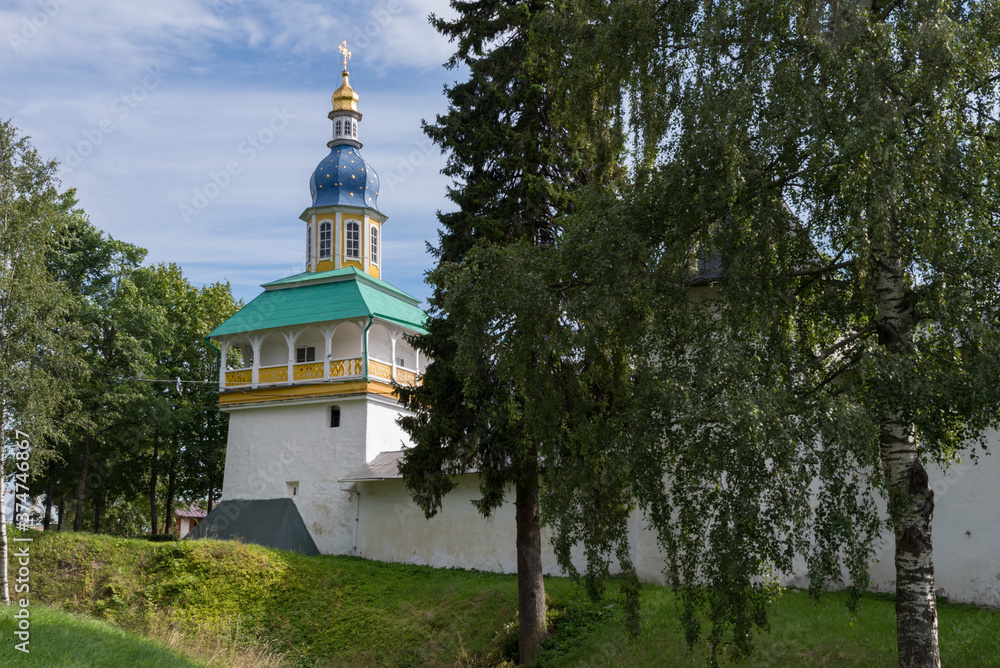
(395, 1), (609, 660)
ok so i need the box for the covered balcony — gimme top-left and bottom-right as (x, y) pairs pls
(217, 319), (424, 392)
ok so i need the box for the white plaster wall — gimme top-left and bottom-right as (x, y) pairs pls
(295, 327), (325, 355)
(365, 400), (415, 463)
(221, 398), (371, 554)
(221, 399), (1000, 607)
(628, 510), (669, 585)
(331, 324), (362, 359)
(350, 436), (1000, 607)
(369, 324), (393, 362)
(354, 473), (666, 579)
(354, 476), (568, 574)
(259, 334), (288, 366)
(394, 338), (417, 370)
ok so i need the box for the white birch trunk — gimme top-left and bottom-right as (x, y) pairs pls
(875, 250), (940, 668)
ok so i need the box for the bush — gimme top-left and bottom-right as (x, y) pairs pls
(147, 533), (177, 543)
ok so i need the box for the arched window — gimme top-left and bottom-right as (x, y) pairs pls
(346, 221), (360, 259)
(343, 119), (351, 137)
(319, 221), (332, 260)
(335, 120), (342, 136)
(330, 406), (341, 428)
(370, 226), (378, 265)
(352, 122), (357, 138)
(306, 224), (312, 265)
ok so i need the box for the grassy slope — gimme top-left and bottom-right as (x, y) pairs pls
(22, 529), (575, 666)
(18, 529), (1000, 667)
(0, 605), (200, 668)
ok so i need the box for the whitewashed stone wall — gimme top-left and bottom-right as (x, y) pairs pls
(222, 395), (395, 554)
(223, 396), (1000, 607)
(350, 433), (1000, 608)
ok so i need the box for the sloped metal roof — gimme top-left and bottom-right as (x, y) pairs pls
(207, 268), (426, 337)
(340, 450), (405, 481)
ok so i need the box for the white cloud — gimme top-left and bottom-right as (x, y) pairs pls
(3, 1), (459, 306)
(2, 0), (455, 75)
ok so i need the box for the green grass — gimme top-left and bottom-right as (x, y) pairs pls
(20, 529), (575, 666)
(15, 529), (1000, 667)
(0, 605), (200, 667)
(535, 587), (1000, 667)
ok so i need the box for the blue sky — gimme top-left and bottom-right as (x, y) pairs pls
(1, 0), (460, 305)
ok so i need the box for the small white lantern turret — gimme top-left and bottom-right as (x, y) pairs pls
(329, 41), (361, 150)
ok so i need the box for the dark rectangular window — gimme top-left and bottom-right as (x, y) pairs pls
(296, 346), (316, 363)
(346, 221), (360, 259)
(319, 221), (332, 260)
(330, 406), (341, 428)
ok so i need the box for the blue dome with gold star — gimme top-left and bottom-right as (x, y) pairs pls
(309, 145), (380, 211)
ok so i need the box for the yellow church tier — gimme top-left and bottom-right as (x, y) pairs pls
(301, 41), (386, 279)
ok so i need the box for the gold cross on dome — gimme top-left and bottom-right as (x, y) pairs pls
(338, 41), (351, 71)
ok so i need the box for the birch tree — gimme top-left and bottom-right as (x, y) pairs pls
(544, 1), (1000, 666)
(0, 121), (76, 603)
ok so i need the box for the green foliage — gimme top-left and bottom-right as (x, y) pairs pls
(24, 530), (545, 666)
(0, 119), (238, 560)
(398, 0), (584, 516)
(97, 497), (152, 537)
(146, 533), (178, 543)
(477, 617), (520, 666)
(533, 587), (1000, 668)
(395, 3), (626, 661)
(35, 211), (238, 534)
(0, 119), (79, 452)
(531, 0), (1000, 663)
(534, 596), (618, 667)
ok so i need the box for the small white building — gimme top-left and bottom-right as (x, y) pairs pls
(173, 504), (207, 539)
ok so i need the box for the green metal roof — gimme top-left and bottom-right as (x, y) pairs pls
(208, 267), (427, 337)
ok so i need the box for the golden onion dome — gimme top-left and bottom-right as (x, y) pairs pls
(332, 71), (359, 112)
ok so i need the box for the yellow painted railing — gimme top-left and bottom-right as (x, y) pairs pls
(225, 368), (251, 386)
(330, 357), (363, 378)
(369, 359), (392, 380)
(221, 357), (383, 390)
(293, 362), (324, 381)
(258, 365), (288, 384)
(395, 368), (417, 386)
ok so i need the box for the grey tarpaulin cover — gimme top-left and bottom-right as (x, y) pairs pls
(184, 498), (320, 556)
